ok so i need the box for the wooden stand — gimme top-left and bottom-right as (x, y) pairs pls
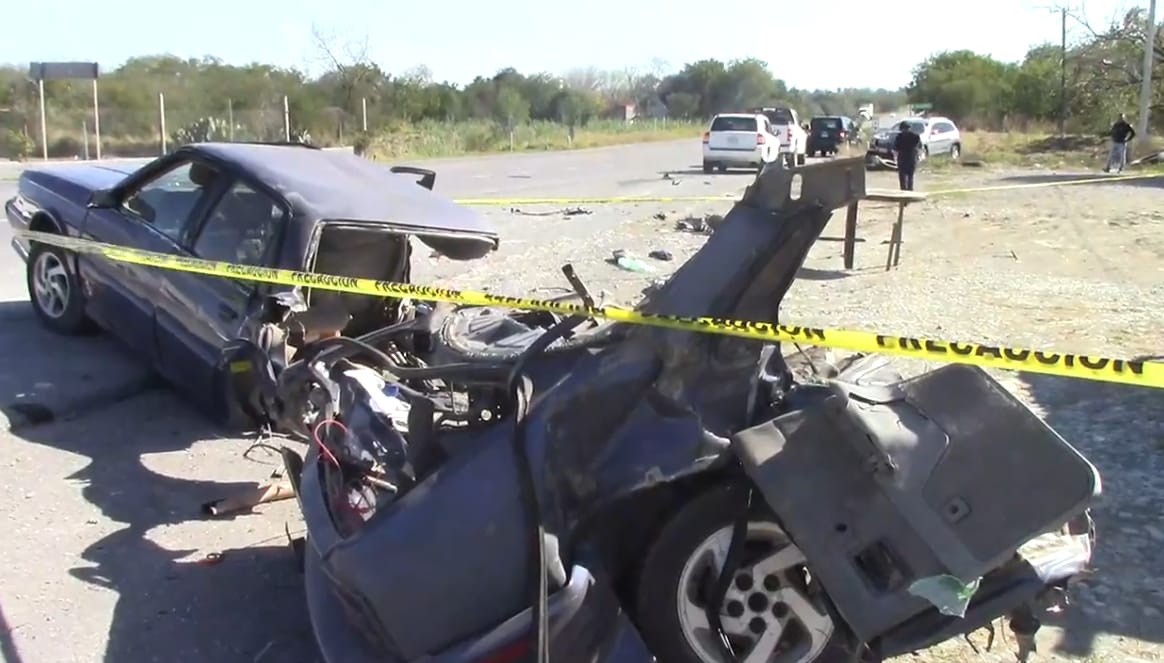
(841, 189), (928, 271)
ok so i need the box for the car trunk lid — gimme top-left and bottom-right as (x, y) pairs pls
(708, 116), (759, 151)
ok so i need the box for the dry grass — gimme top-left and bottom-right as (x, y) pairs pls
(950, 130), (1164, 170)
(366, 118), (702, 160)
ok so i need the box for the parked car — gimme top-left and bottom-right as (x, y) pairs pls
(807, 115), (857, 157)
(701, 113), (782, 173)
(752, 106), (809, 167)
(5, 142), (499, 426)
(865, 116), (962, 169)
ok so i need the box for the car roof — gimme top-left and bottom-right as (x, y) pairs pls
(183, 143), (499, 254)
(713, 113), (760, 119)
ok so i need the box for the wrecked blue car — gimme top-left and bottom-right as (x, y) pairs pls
(266, 158), (1101, 663)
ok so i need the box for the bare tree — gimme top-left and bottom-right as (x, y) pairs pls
(310, 23), (380, 114)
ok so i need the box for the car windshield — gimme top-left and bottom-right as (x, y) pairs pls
(812, 118), (843, 129)
(711, 116), (758, 132)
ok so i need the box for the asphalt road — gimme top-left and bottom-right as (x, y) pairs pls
(0, 139), (762, 663)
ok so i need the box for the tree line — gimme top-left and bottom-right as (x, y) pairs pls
(0, 8), (1158, 159)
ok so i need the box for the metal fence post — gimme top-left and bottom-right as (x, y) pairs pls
(362, 97), (368, 132)
(159, 91), (168, 155)
(37, 78), (48, 160)
(283, 95), (290, 141)
(92, 78), (102, 159)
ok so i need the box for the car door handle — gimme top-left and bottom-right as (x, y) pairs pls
(218, 305), (239, 321)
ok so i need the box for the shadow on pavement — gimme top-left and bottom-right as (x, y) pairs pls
(998, 172), (1164, 191)
(0, 300), (317, 662)
(1018, 371), (1164, 657)
(796, 266), (849, 281)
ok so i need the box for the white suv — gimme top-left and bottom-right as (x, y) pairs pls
(701, 113), (780, 173)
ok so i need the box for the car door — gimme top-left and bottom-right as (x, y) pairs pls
(79, 157), (224, 366)
(929, 122), (952, 154)
(153, 174), (289, 412)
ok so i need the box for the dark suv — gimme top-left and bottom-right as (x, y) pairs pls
(807, 115), (855, 157)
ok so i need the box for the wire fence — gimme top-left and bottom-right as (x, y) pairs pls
(1, 91), (681, 161)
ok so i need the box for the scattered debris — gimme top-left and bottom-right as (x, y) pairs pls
(608, 249), (656, 273)
(507, 206), (592, 217)
(201, 479), (296, 517)
(198, 551), (225, 566)
(648, 249), (673, 261)
(675, 217), (707, 233)
(641, 278), (667, 296)
(675, 213), (726, 235)
(654, 212), (667, 221)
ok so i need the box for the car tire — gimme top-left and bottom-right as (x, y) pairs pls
(634, 486), (865, 663)
(950, 143), (961, 160)
(703, 161), (713, 174)
(716, 164), (728, 173)
(26, 240), (94, 335)
(796, 153), (807, 166)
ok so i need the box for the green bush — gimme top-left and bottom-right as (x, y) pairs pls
(0, 129), (35, 160)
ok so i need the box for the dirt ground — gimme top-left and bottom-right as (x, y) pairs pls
(417, 163), (1164, 663)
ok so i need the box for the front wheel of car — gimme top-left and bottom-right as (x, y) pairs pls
(26, 241), (93, 335)
(950, 143), (961, 160)
(635, 486), (865, 663)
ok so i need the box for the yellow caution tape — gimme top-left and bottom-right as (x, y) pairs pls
(17, 229), (1164, 390)
(450, 172), (1163, 206)
(453, 194), (739, 206)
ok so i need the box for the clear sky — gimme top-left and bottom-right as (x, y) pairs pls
(4, 0), (1143, 90)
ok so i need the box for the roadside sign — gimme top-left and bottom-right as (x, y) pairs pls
(909, 102), (934, 111)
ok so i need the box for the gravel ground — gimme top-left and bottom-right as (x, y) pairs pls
(417, 164), (1164, 663)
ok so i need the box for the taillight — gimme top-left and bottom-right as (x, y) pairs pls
(702, 131), (709, 144)
(756, 133), (766, 145)
(839, 130), (847, 139)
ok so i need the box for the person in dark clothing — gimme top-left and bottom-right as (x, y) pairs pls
(893, 121), (922, 190)
(1104, 113), (1136, 173)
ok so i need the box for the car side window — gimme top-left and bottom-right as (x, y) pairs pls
(121, 160), (221, 242)
(191, 179), (286, 268)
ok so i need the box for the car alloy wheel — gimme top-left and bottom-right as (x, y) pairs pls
(32, 249), (71, 320)
(675, 521), (836, 663)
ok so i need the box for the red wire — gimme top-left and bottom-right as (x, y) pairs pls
(312, 418), (376, 516)
(312, 418), (346, 467)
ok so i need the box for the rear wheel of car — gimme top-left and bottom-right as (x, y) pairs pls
(634, 486), (863, 663)
(950, 143), (961, 160)
(716, 164), (728, 173)
(703, 161), (713, 174)
(26, 241), (94, 335)
(796, 153), (807, 166)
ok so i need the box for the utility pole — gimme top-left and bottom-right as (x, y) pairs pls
(1059, 6), (1068, 137)
(1136, 0), (1157, 141)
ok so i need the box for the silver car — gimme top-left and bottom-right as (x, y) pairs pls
(865, 116), (962, 169)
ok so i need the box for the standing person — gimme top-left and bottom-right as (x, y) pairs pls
(892, 121), (922, 191)
(1105, 113), (1136, 173)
